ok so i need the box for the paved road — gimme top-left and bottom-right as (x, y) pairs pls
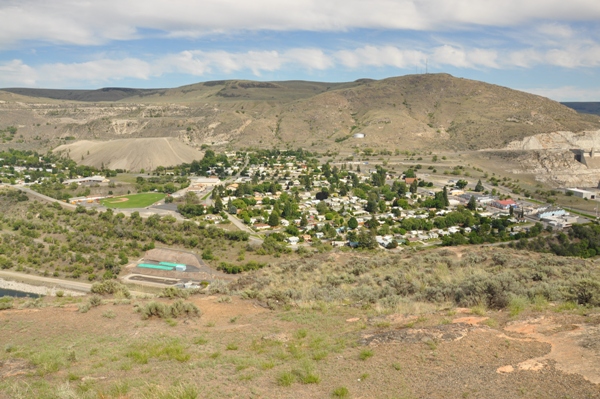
(15, 185), (76, 210)
(227, 213), (256, 234)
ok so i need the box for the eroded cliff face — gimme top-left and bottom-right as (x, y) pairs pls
(505, 130), (600, 151)
(502, 129), (600, 187)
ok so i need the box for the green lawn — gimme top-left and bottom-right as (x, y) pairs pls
(101, 192), (166, 208)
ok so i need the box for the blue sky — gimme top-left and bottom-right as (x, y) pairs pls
(1, 0), (599, 100)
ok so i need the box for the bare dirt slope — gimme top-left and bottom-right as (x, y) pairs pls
(53, 138), (204, 171)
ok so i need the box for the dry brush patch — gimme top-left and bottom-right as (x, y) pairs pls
(230, 247), (600, 313)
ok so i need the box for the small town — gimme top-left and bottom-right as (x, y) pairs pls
(1, 148), (592, 251)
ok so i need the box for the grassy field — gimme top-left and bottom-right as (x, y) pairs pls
(101, 192), (165, 208)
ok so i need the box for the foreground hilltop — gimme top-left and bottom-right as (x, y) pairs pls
(1, 74), (598, 157)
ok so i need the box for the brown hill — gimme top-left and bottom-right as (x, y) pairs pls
(53, 138), (204, 171)
(1, 74), (598, 155)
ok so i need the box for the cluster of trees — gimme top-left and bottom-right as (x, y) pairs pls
(1, 149), (114, 185)
(184, 149), (230, 177)
(0, 191), (249, 281)
(217, 260), (265, 274)
(511, 224), (600, 258)
(442, 220), (544, 246)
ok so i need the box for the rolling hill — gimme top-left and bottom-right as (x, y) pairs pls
(1, 74), (598, 163)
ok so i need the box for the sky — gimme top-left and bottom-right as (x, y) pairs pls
(0, 0), (599, 101)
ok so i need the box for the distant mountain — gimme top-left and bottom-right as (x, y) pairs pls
(0, 87), (164, 102)
(562, 102), (600, 116)
(1, 74), (599, 155)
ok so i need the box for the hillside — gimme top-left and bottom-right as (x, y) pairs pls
(1, 74), (598, 156)
(1, 87), (164, 102)
(53, 138), (205, 171)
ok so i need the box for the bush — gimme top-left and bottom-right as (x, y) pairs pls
(0, 297), (13, 310)
(88, 295), (102, 307)
(90, 280), (131, 298)
(217, 261), (266, 274)
(332, 387), (350, 398)
(159, 287), (190, 299)
(569, 279), (600, 306)
(139, 300), (201, 320)
(139, 301), (168, 319)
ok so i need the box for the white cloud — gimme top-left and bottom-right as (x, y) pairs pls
(537, 23), (575, 39)
(0, 42), (599, 89)
(506, 45), (600, 68)
(431, 45), (498, 69)
(1, 0), (600, 48)
(0, 60), (37, 86)
(0, 48), (332, 87)
(335, 46), (425, 69)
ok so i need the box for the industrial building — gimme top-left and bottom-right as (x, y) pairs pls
(566, 188), (596, 200)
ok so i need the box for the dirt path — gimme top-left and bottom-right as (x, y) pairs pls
(0, 271), (93, 293)
(0, 271), (147, 297)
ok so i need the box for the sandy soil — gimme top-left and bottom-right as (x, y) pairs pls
(53, 138), (204, 172)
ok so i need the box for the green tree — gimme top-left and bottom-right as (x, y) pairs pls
(348, 217), (358, 229)
(268, 211), (280, 227)
(467, 195), (477, 211)
(456, 180), (468, 189)
(394, 181), (408, 197)
(475, 179), (484, 192)
(357, 230), (378, 249)
(213, 195), (224, 213)
(410, 180), (418, 194)
(365, 199), (378, 214)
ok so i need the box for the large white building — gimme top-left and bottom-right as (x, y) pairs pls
(566, 188), (596, 200)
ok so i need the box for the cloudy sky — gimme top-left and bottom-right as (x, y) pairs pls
(1, 0), (599, 100)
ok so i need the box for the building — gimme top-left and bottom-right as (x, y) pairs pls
(492, 199), (518, 210)
(63, 176), (108, 185)
(567, 188), (596, 200)
(460, 193), (493, 204)
(542, 214), (578, 229)
(538, 207), (566, 219)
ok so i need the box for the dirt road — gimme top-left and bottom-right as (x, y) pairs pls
(0, 270), (92, 293)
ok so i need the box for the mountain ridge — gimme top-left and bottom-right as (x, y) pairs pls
(1, 74), (598, 158)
